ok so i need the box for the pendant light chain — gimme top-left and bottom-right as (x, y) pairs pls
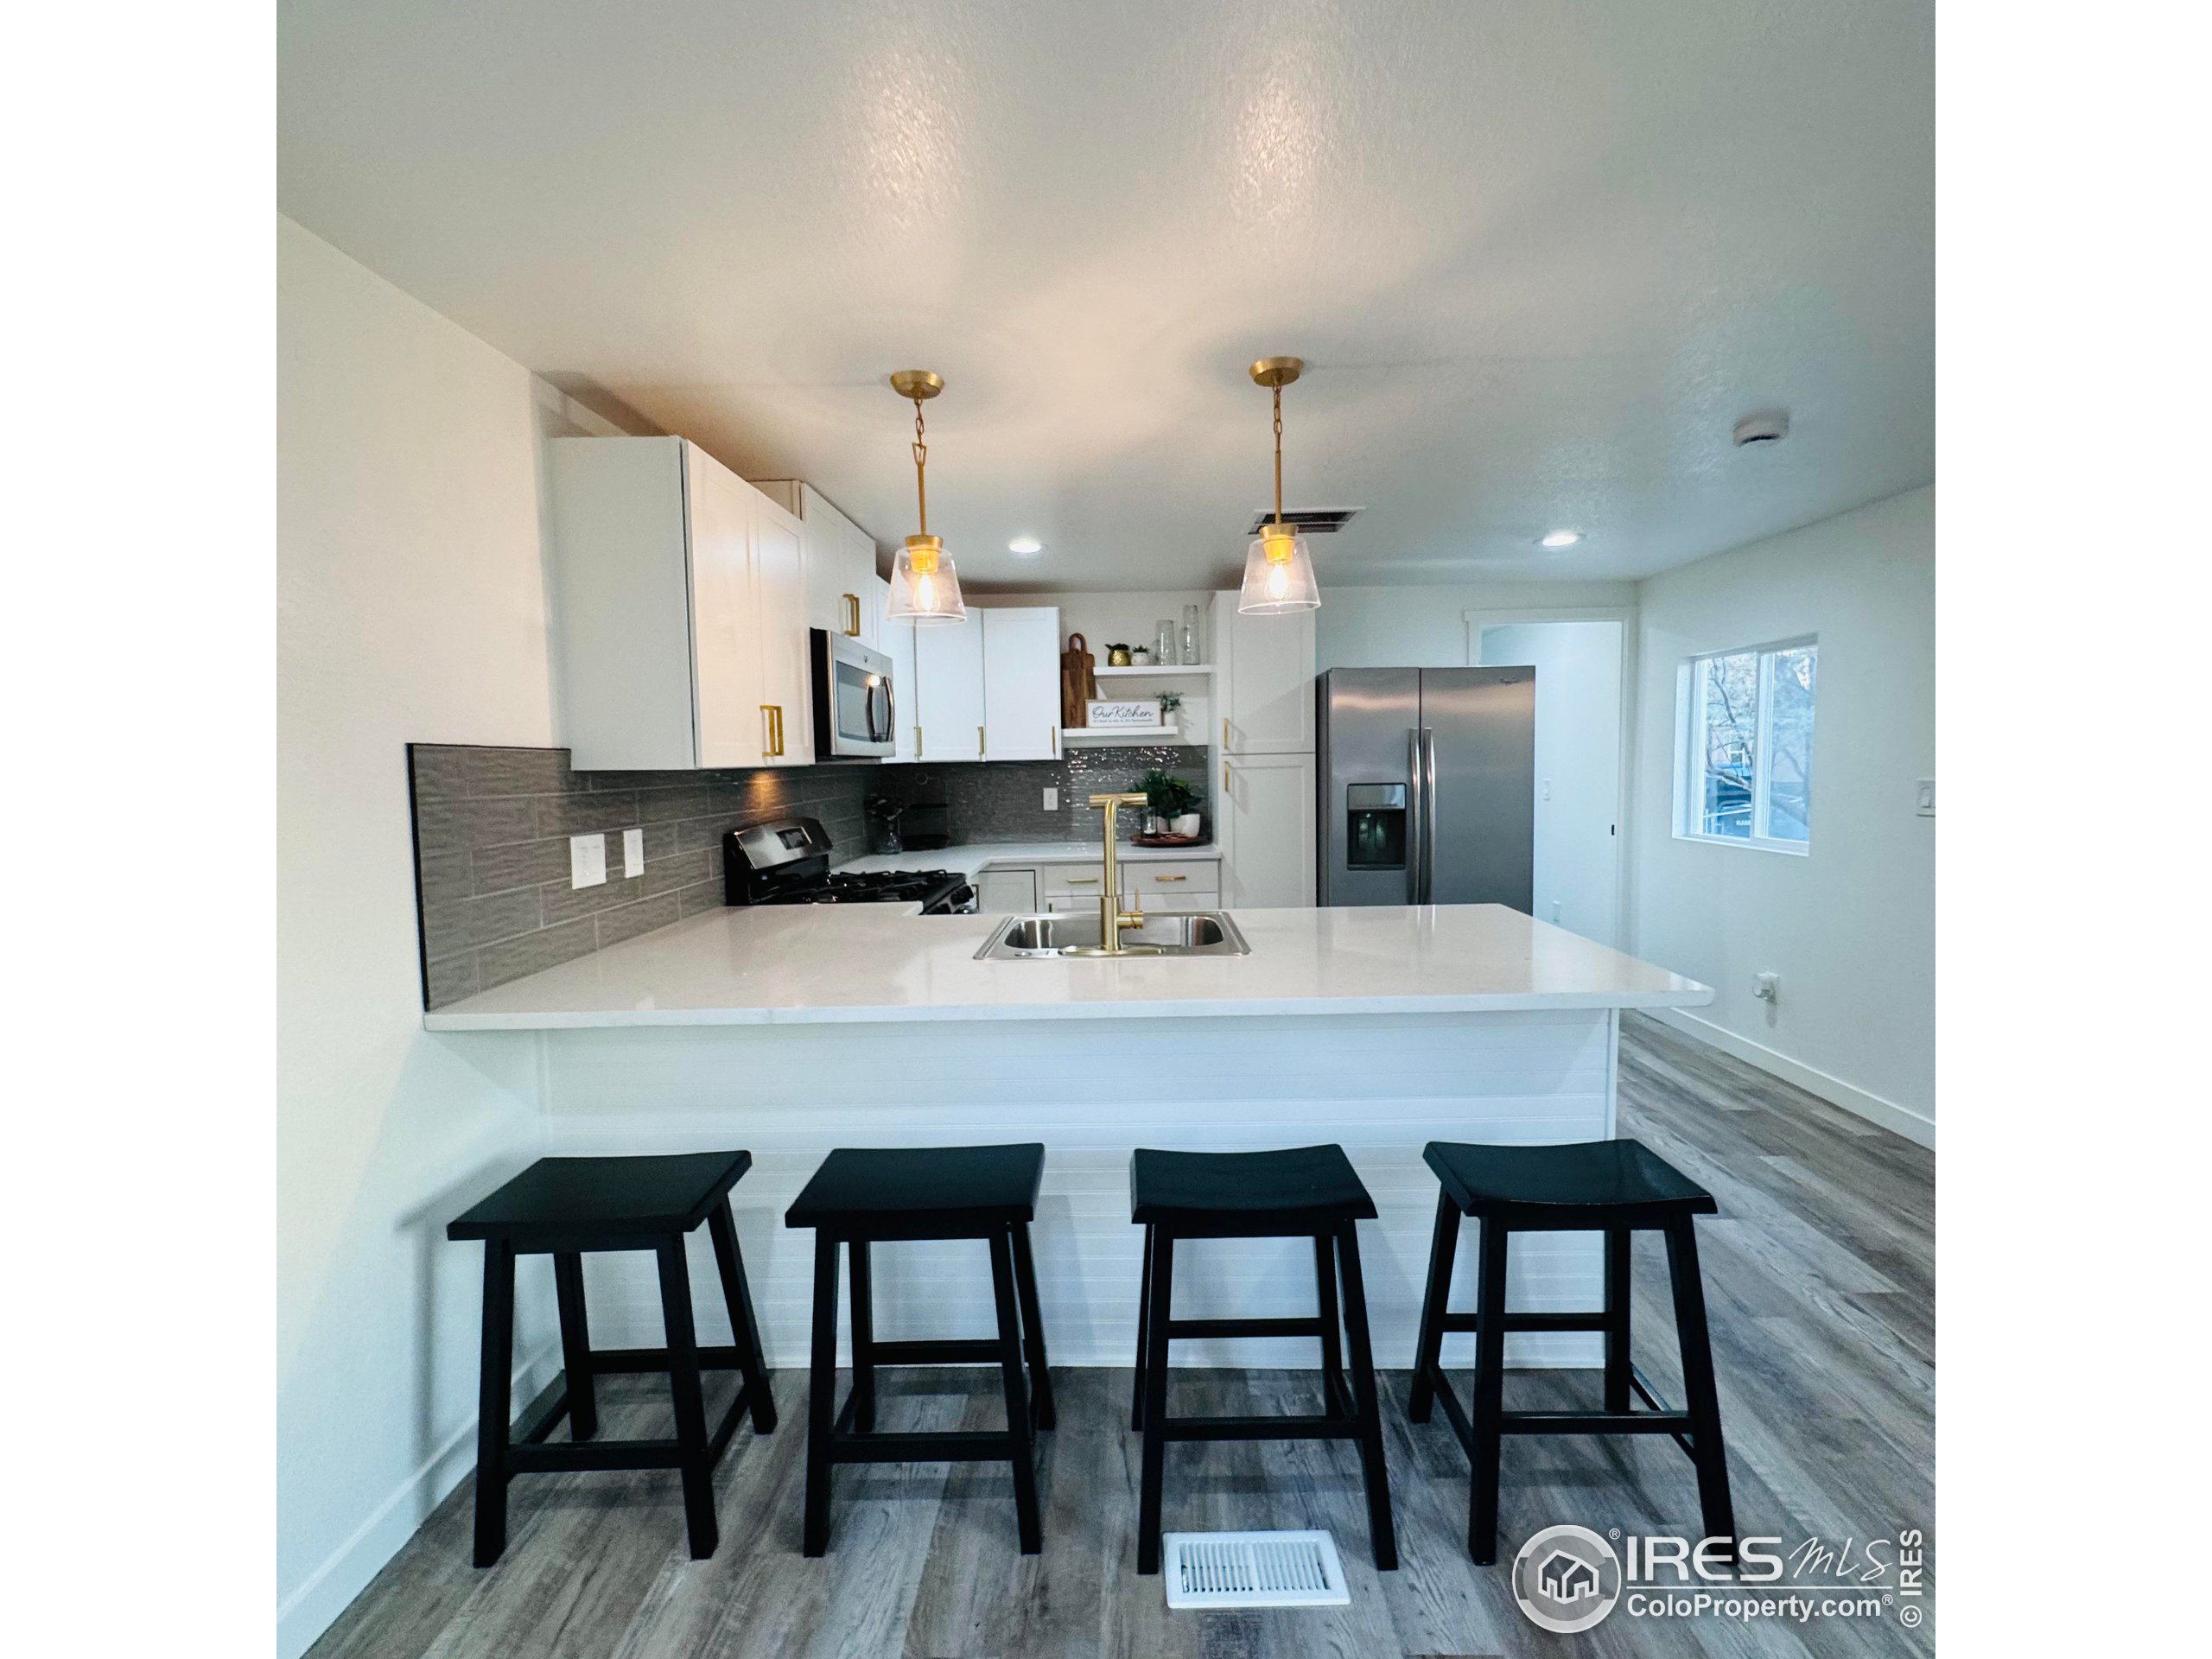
(1272, 384), (1285, 528)
(911, 398), (929, 536)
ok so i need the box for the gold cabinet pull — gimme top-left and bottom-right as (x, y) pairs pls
(842, 593), (861, 636)
(760, 704), (785, 757)
(1154, 874), (1186, 882)
(1051, 725), (1059, 756)
(914, 724), (923, 755)
(1223, 760), (1231, 791)
(1222, 717), (1230, 748)
(1066, 875), (1099, 885)
(978, 724), (987, 758)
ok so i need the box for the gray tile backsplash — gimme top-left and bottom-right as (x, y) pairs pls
(407, 741), (1211, 1009)
(409, 744), (868, 1007)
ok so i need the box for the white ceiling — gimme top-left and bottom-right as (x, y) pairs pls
(278, 1), (1933, 591)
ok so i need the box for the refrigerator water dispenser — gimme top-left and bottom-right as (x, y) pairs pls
(1344, 784), (1407, 869)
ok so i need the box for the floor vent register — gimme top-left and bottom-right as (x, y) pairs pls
(1161, 1530), (1351, 1610)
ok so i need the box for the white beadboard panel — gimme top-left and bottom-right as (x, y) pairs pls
(542, 1009), (1617, 1369)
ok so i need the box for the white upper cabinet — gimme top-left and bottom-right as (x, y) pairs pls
(875, 579), (920, 763)
(982, 607), (1062, 760)
(547, 436), (810, 771)
(914, 618), (987, 761)
(769, 480), (882, 648)
(1212, 590), (1316, 753)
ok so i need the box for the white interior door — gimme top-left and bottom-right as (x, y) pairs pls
(915, 618), (985, 761)
(982, 606), (1063, 760)
(1478, 620), (1624, 944)
(1220, 751), (1317, 907)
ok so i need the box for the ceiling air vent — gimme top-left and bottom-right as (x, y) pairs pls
(1245, 507), (1363, 537)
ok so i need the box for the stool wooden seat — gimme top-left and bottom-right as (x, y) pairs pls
(1128, 1145), (1397, 1575)
(1408, 1137), (1734, 1564)
(447, 1150), (775, 1567)
(785, 1143), (1054, 1557)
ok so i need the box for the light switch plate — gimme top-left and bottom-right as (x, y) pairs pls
(1915, 779), (1936, 817)
(570, 833), (607, 888)
(623, 827), (645, 878)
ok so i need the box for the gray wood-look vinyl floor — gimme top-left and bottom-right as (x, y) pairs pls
(308, 1014), (1934, 1658)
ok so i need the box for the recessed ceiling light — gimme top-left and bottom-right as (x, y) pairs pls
(1008, 536), (1043, 556)
(1539, 529), (1582, 549)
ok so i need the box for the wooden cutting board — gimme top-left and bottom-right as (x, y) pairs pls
(1059, 632), (1096, 728)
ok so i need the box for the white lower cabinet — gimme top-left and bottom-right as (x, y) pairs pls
(1217, 752), (1318, 908)
(976, 868), (1039, 914)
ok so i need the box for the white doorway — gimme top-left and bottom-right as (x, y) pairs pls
(1474, 618), (1625, 946)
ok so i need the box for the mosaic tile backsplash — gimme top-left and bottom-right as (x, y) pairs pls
(408, 744), (868, 1007)
(865, 747), (1211, 848)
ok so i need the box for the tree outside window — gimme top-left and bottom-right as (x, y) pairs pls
(1680, 639), (1817, 851)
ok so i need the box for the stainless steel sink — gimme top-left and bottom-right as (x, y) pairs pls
(975, 911), (1251, 959)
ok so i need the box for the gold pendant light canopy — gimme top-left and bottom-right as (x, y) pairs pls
(886, 369), (968, 624)
(1239, 355), (1321, 614)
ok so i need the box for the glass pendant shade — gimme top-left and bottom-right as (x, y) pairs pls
(1238, 526), (1320, 614)
(887, 533), (967, 623)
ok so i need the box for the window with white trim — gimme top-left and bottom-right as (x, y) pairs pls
(1675, 639), (1817, 852)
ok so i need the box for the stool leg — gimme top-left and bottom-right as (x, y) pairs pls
(1136, 1230), (1175, 1574)
(1663, 1217), (1737, 1554)
(802, 1232), (840, 1557)
(707, 1201), (776, 1433)
(1313, 1233), (1350, 1418)
(471, 1239), (516, 1567)
(1468, 1217), (1510, 1566)
(988, 1228), (1043, 1554)
(1333, 1221), (1399, 1572)
(1130, 1224), (1154, 1431)
(1408, 1190), (1459, 1424)
(552, 1251), (597, 1441)
(1603, 1225), (1632, 1415)
(1011, 1222), (1056, 1431)
(848, 1239), (877, 1435)
(655, 1236), (718, 1560)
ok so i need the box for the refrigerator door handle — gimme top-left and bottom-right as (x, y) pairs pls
(1406, 727), (1425, 904)
(1419, 726), (1439, 904)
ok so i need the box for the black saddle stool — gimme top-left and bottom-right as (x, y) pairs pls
(1408, 1138), (1735, 1564)
(784, 1143), (1055, 1557)
(446, 1151), (775, 1567)
(1128, 1145), (1397, 1575)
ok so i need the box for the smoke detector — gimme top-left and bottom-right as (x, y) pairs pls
(1732, 410), (1790, 447)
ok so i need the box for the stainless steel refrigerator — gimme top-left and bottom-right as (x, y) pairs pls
(1316, 667), (1535, 909)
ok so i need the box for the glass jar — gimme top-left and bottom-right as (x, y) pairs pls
(1181, 604), (1202, 664)
(1156, 620), (1177, 664)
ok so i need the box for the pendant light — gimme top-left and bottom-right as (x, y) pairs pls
(885, 369), (967, 624)
(1239, 355), (1321, 614)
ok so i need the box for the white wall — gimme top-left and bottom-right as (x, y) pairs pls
(1318, 580), (1637, 671)
(1629, 487), (1935, 1141)
(1480, 621), (1624, 945)
(277, 217), (609, 1655)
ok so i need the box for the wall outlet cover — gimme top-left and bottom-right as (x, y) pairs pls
(622, 826), (645, 877)
(570, 833), (607, 888)
(1043, 786), (1058, 810)
(1915, 779), (1935, 817)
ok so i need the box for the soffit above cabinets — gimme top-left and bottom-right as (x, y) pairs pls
(279, 1), (1932, 591)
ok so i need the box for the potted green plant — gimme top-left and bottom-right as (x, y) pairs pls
(1133, 768), (1204, 838)
(1154, 690), (1184, 734)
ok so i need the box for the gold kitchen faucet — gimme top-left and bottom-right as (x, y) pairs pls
(1087, 792), (1152, 955)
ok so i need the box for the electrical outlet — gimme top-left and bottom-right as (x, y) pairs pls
(1043, 786), (1058, 810)
(569, 833), (607, 889)
(622, 826), (645, 878)
(1915, 779), (1935, 817)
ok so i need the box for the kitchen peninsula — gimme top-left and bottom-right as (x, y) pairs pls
(426, 901), (1712, 1371)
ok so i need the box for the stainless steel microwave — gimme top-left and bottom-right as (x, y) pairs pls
(809, 629), (895, 759)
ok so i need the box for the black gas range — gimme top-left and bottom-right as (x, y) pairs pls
(722, 818), (976, 914)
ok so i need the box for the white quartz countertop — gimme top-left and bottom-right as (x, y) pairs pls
(423, 902), (1713, 1030)
(834, 840), (1218, 875)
